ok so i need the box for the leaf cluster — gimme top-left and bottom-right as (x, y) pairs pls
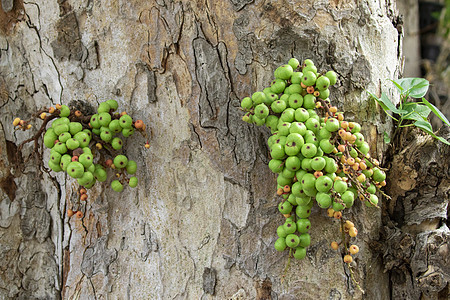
(368, 78), (450, 145)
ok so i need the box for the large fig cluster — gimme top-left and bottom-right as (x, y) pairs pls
(240, 58), (386, 260)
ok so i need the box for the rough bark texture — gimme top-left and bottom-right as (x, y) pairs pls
(0, 0), (413, 299)
(382, 126), (450, 300)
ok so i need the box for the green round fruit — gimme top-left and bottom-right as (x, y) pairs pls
(325, 118), (340, 132)
(298, 233), (311, 247)
(94, 167), (107, 182)
(333, 180), (348, 194)
(122, 127), (135, 137)
(288, 58), (300, 70)
(283, 220), (297, 234)
(67, 162), (84, 178)
(270, 79), (286, 94)
(98, 112), (112, 127)
(366, 194), (379, 207)
(275, 64), (294, 80)
(119, 114), (133, 129)
(48, 160), (62, 172)
(286, 234), (300, 248)
(69, 122), (83, 135)
(54, 124), (69, 136)
(254, 103), (269, 119)
(311, 157), (326, 171)
(301, 71), (317, 86)
(100, 130), (113, 142)
(59, 105), (70, 117)
(372, 168), (386, 183)
(301, 143), (317, 158)
(129, 176), (138, 188)
(296, 218), (311, 233)
(326, 71), (337, 85)
(315, 176), (333, 193)
(111, 180), (124, 192)
(274, 238), (287, 252)
(78, 153), (93, 169)
(271, 100), (287, 114)
(301, 173), (316, 190)
(252, 91), (267, 105)
(58, 132), (71, 143)
(270, 143), (285, 160)
(60, 154), (72, 171)
(319, 139), (334, 154)
(295, 108), (309, 122)
(53, 142), (68, 154)
(303, 94), (316, 109)
(268, 159), (284, 173)
(44, 134), (57, 149)
(296, 205), (312, 219)
(113, 154), (128, 169)
(315, 75), (330, 91)
(240, 97), (253, 109)
(77, 171), (94, 186)
(97, 102), (111, 113)
(90, 114), (101, 129)
(316, 192), (332, 208)
(278, 201), (293, 214)
(106, 99), (118, 111)
(125, 160), (137, 174)
(49, 150), (62, 164)
(66, 138), (80, 150)
(277, 225), (287, 238)
(285, 156), (301, 172)
(111, 137), (123, 150)
(293, 247), (307, 260)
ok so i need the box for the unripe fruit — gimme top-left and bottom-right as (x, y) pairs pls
(349, 227), (358, 237)
(59, 105), (70, 117)
(293, 247), (307, 260)
(331, 241), (339, 250)
(343, 255), (353, 263)
(349, 245), (359, 255)
(129, 176), (138, 188)
(111, 180), (124, 192)
(274, 238), (287, 252)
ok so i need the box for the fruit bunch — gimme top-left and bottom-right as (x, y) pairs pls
(14, 100), (148, 217)
(240, 58), (386, 261)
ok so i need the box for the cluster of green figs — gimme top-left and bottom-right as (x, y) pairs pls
(42, 100), (140, 193)
(241, 58), (386, 259)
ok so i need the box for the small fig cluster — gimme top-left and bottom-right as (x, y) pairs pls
(14, 100), (148, 218)
(240, 58), (386, 261)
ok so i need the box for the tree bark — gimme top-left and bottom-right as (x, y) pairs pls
(0, 1), (430, 299)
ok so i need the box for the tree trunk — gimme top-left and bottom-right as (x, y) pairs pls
(1, 1), (442, 299)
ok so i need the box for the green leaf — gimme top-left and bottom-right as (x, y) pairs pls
(383, 132), (391, 144)
(413, 120), (450, 145)
(396, 78), (429, 98)
(367, 91), (390, 111)
(414, 120), (433, 134)
(379, 93), (408, 115)
(434, 135), (450, 145)
(389, 79), (404, 92)
(402, 104), (431, 122)
(422, 98), (450, 127)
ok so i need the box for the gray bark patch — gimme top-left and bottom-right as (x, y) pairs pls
(202, 267), (216, 295)
(51, 12), (83, 61)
